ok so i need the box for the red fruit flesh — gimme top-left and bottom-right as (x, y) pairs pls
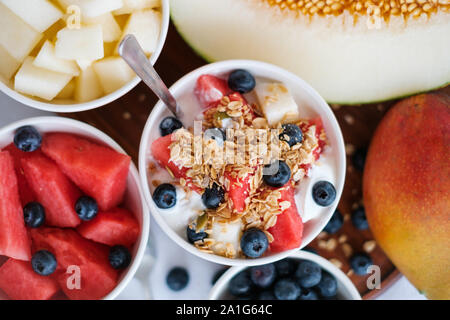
(194, 74), (231, 108)
(225, 170), (253, 213)
(299, 117), (327, 173)
(77, 208), (139, 247)
(41, 133), (131, 211)
(0, 151), (31, 261)
(268, 184), (303, 252)
(30, 228), (118, 300)
(151, 134), (202, 193)
(21, 153), (81, 228)
(0, 258), (60, 300)
(1, 144), (37, 205)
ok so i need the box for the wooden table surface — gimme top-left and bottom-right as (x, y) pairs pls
(62, 21), (449, 299)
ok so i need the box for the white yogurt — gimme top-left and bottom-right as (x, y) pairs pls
(295, 146), (337, 223)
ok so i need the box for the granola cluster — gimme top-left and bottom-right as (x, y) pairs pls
(155, 95), (326, 258)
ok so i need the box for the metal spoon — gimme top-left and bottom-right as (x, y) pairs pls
(118, 34), (183, 120)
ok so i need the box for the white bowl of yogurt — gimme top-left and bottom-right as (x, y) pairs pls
(139, 60), (346, 266)
(209, 251), (361, 300)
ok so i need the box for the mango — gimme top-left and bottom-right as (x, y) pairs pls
(363, 93), (450, 300)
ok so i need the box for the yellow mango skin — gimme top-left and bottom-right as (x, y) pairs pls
(363, 93), (450, 300)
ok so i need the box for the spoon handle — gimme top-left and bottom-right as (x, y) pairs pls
(118, 34), (181, 118)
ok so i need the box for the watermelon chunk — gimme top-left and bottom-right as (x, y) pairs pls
(194, 74), (231, 108)
(1, 143), (37, 205)
(268, 184), (303, 252)
(77, 208), (139, 247)
(41, 133), (131, 211)
(30, 228), (118, 300)
(21, 153), (81, 228)
(0, 258), (60, 300)
(151, 134), (202, 193)
(225, 170), (254, 213)
(0, 151), (31, 261)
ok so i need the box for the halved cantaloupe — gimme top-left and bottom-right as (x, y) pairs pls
(170, 0), (450, 104)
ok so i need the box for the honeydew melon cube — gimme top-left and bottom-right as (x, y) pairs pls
(55, 25), (104, 61)
(34, 41), (80, 76)
(0, 3), (43, 61)
(113, 0), (160, 15)
(76, 59), (94, 71)
(14, 57), (73, 101)
(84, 13), (121, 42)
(74, 65), (103, 102)
(0, 45), (20, 80)
(0, 0), (62, 33)
(254, 82), (301, 126)
(56, 79), (75, 99)
(93, 57), (135, 94)
(116, 9), (161, 55)
(57, 0), (123, 18)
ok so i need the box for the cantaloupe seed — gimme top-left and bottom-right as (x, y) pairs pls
(263, 0), (449, 20)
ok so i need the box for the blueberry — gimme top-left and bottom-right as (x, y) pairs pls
(295, 260), (322, 288)
(201, 183), (224, 209)
(298, 288), (319, 300)
(167, 267), (189, 291)
(250, 264), (276, 288)
(23, 202), (45, 228)
(153, 183), (177, 209)
(186, 225), (208, 244)
(228, 69), (256, 94)
(258, 291), (276, 300)
(274, 258), (296, 277)
(240, 228), (269, 258)
(274, 279), (301, 300)
(75, 196), (98, 221)
(350, 253), (372, 275)
(31, 250), (57, 276)
(263, 160), (291, 188)
(229, 271), (252, 297)
(279, 124), (303, 147)
(323, 209), (343, 234)
(159, 116), (183, 136)
(352, 147), (367, 171)
(109, 245), (131, 270)
(204, 128), (226, 145)
(315, 272), (337, 298)
(351, 206), (369, 230)
(212, 268), (228, 285)
(14, 126), (42, 152)
(312, 181), (336, 207)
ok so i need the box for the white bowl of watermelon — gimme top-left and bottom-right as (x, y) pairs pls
(139, 60), (346, 266)
(0, 116), (149, 300)
(209, 250), (361, 300)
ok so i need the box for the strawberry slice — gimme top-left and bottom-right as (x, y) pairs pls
(151, 134), (201, 193)
(268, 183), (303, 252)
(225, 170), (254, 213)
(299, 117), (327, 173)
(194, 75), (231, 108)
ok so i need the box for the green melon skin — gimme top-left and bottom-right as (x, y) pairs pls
(170, 0), (450, 105)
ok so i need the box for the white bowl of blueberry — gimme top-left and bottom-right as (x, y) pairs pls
(209, 250), (361, 300)
(139, 60), (346, 266)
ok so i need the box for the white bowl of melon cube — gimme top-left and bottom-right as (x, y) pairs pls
(0, 0), (169, 112)
(0, 116), (149, 300)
